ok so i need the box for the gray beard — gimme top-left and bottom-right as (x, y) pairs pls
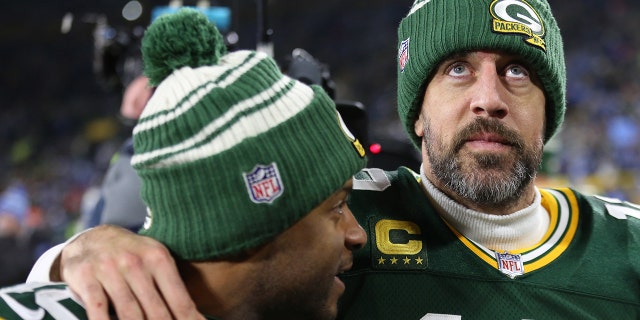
(424, 117), (543, 209)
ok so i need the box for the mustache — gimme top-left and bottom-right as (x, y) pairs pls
(452, 118), (525, 152)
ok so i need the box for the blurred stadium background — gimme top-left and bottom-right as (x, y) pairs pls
(0, 0), (639, 283)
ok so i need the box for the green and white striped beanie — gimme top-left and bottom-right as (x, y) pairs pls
(133, 8), (366, 261)
(397, 0), (566, 148)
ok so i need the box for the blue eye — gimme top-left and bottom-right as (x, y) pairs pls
(450, 64), (467, 75)
(506, 64), (528, 79)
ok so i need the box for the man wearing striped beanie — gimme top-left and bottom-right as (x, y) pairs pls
(27, 0), (640, 319)
(3, 8), (366, 320)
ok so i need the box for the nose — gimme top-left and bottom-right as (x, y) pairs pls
(469, 68), (509, 119)
(343, 206), (367, 251)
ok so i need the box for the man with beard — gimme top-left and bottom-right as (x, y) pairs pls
(27, 0), (640, 319)
(337, 0), (640, 318)
(4, 9), (367, 320)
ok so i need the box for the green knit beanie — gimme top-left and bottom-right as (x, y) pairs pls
(133, 8), (366, 261)
(397, 0), (566, 148)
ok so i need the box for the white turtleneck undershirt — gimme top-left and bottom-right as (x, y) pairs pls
(419, 166), (550, 252)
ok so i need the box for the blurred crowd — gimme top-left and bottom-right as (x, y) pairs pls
(1, 0), (639, 286)
(552, 0), (640, 201)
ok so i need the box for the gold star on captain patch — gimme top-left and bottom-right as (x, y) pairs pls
(377, 257), (386, 264)
(403, 257), (411, 264)
(390, 257), (398, 264)
(415, 257), (424, 264)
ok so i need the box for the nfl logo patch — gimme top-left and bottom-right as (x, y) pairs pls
(496, 251), (524, 278)
(398, 37), (410, 73)
(243, 163), (284, 204)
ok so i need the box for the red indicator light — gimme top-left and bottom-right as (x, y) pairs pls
(369, 143), (382, 154)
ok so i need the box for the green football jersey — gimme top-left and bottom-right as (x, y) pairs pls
(0, 283), (88, 320)
(0, 282), (221, 320)
(338, 167), (640, 319)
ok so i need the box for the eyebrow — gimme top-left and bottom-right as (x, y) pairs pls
(440, 50), (473, 63)
(340, 182), (354, 195)
(448, 51), (472, 60)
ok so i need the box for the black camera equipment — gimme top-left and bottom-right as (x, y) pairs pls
(62, 0), (419, 169)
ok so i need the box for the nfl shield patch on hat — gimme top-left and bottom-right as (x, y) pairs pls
(244, 163), (284, 204)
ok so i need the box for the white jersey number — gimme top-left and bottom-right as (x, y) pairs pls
(0, 283), (83, 320)
(596, 196), (640, 220)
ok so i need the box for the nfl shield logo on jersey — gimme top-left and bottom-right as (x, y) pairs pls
(496, 252), (524, 278)
(244, 163), (284, 204)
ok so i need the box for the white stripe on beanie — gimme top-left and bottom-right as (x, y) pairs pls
(134, 51), (263, 134)
(132, 79), (312, 168)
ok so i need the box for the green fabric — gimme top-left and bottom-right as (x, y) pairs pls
(142, 9), (227, 86)
(134, 8), (366, 261)
(337, 167), (640, 319)
(396, 0), (566, 147)
(0, 282), (220, 320)
(0, 282), (89, 320)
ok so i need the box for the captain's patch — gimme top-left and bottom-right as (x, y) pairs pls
(370, 218), (428, 270)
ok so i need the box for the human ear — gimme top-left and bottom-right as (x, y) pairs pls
(414, 113), (425, 138)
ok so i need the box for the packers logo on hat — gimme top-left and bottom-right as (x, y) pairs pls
(490, 0), (546, 51)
